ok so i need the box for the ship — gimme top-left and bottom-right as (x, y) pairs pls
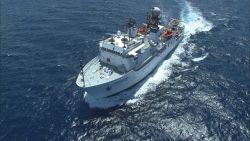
(76, 7), (184, 98)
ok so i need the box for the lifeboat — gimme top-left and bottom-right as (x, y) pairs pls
(163, 29), (173, 38)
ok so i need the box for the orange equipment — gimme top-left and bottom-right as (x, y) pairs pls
(163, 29), (173, 38)
(138, 24), (148, 34)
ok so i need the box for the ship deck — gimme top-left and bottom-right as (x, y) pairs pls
(77, 57), (124, 87)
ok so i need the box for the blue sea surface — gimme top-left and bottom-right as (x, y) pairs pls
(0, 0), (249, 140)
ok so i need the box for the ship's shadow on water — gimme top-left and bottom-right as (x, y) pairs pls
(78, 100), (120, 119)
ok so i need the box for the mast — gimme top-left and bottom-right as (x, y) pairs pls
(148, 7), (161, 45)
(126, 18), (137, 40)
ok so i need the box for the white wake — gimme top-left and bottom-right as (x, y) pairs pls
(84, 1), (213, 109)
(192, 53), (209, 62)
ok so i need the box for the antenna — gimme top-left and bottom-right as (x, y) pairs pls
(110, 36), (114, 45)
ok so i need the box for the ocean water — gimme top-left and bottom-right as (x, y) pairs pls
(0, 0), (249, 140)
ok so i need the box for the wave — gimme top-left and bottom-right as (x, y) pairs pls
(192, 53), (209, 62)
(84, 1), (213, 109)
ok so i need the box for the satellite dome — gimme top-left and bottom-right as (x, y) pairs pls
(151, 7), (161, 17)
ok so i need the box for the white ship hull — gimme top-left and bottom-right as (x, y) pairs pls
(76, 36), (184, 98)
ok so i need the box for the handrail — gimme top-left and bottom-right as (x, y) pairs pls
(81, 57), (99, 75)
